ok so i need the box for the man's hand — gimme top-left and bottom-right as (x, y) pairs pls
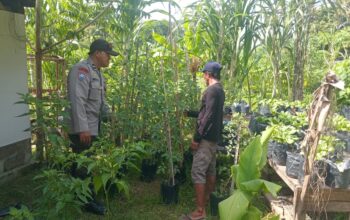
(79, 131), (91, 145)
(190, 140), (200, 151)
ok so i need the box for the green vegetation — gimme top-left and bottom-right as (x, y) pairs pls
(0, 168), (223, 220)
(219, 127), (280, 220)
(2, 0), (350, 219)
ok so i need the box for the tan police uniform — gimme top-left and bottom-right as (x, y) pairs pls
(67, 58), (107, 136)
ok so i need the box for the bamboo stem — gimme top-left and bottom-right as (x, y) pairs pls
(160, 57), (175, 186)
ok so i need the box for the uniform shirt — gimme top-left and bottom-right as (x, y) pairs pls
(193, 82), (225, 143)
(67, 58), (107, 136)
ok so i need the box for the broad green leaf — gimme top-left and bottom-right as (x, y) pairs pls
(219, 189), (250, 220)
(240, 179), (265, 192)
(262, 180), (282, 197)
(236, 137), (262, 187)
(242, 205), (262, 220)
(258, 126), (275, 169)
(240, 179), (281, 197)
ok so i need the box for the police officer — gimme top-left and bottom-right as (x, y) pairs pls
(67, 39), (118, 152)
(66, 39), (119, 215)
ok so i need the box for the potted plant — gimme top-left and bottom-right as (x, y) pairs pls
(298, 134), (346, 186)
(248, 114), (269, 134)
(332, 159), (350, 188)
(286, 151), (304, 179)
(158, 151), (181, 204)
(268, 124), (298, 166)
(258, 101), (272, 116)
(140, 142), (160, 182)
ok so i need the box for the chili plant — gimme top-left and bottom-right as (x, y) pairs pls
(75, 138), (144, 215)
(34, 169), (91, 219)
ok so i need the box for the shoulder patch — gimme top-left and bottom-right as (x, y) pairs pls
(78, 73), (86, 81)
(78, 67), (89, 74)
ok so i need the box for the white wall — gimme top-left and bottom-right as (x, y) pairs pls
(0, 10), (31, 147)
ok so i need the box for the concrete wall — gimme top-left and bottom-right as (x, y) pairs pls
(0, 10), (32, 178)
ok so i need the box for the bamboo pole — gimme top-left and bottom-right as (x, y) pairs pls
(168, 0), (184, 160)
(160, 56), (175, 186)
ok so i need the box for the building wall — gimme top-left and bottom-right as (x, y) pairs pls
(0, 10), (31, 178)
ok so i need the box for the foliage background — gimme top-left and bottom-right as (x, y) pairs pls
(21, 0), (350, 218)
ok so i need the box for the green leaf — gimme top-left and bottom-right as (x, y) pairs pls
(77, 193), (88, 204)
(236, 137), (262, 187)
(13, 100), (27, 104)
(262, 212), (280, 220)
(243, 205), (262, 220)
(116, 180), (129, 199)
(87, 163), (96, 174)
(262, 180), (282, 197)
(240, 179), (281, 197)
(101, 173), (111, 189)
(231, 164), (239, 181)
(15, 112), (31, 117)
(258, 126), (275, 169)
(240, 179), (265, 192)
(219, 189), (250, 220)
(152, 32), (168, 46)
(93, 175), (102, 193)
(55, 201), (64, 213)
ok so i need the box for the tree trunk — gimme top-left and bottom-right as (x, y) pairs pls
(35, 0), (44, 161)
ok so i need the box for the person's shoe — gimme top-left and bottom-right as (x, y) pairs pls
(84, 200), (106, 215)
(186, 208), (206, 220)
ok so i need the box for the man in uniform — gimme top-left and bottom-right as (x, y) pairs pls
(185, 61), (225, 220)
(66, 39), (118, 215)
